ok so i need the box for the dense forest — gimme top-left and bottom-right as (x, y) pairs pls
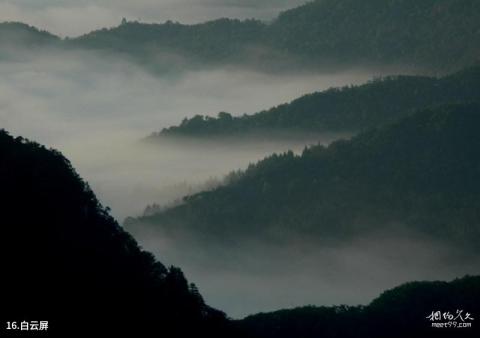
(128, 103), (480, 250)
(1, 0), (479, 72)
(0, 130), (234, 337)
(155, 65), (480, 138)
(266, 0), (480, 71)
(238, 275), (480, 338)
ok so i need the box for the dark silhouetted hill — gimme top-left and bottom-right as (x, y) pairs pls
(238, 275), (480, 338)
(0, 130), (233, 337)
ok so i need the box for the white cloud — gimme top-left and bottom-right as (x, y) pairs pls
(0, 49), (376, 219)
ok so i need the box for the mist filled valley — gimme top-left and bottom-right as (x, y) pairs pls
(0, 50), (379, 313)
(131, 223), (480, 318)
(2, 49), (479, 319)
(1, 1), (480, 337)
(0, 50), (376, 219)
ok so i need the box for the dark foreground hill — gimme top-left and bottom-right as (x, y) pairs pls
(0, 128), (478, 337)
(0, 130), (233, 337)
(238, 275), (480, 338)
(128, 103), (480, 250)
(154, 65), (480, 139)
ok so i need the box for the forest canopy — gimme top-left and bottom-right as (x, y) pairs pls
(128, 103), (480, 251)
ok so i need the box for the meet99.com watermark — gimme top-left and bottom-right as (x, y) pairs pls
(427, 309), (474, 329)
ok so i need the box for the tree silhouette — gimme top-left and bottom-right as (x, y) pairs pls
(0, 130), (232, 337)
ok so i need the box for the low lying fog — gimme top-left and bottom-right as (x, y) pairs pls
(2, 49), (462, 318)
(0, 50), (375, 219)
(135, 225), (480, 318)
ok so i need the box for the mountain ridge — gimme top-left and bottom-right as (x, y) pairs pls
(127, 103), (480, 250)
(2, 0), (479, 72)
(152, 65), (480, 139)
(238, 275), (480, 338)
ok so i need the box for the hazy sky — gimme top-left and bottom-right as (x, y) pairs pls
(0, 0), (308, 37)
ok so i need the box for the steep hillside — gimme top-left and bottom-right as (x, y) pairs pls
(128, 103), (480, 250)
(268, 0), (480, 70)
(0, 130), (232, 337)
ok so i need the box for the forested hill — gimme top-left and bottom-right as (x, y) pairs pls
(152, 65), (480, 139)
(0, 130), (234, 337)
(69, 0), (480, 72)
(238, 275), (480, 338)
(268, 0), (480, 71)
(69, 18), (266, 69)
(0, 22), (59, 50)
(127, 103), (480, 249)
(3, 0), (479, 72)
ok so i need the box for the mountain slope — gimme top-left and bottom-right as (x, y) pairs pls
(154, 65), (480, 139)
(238, 275), (480, 338)
(268, 0), (480, 70)
(63, 0), (480, 72)
(0, 130), (232, 336)
(127, 103), (480, 249)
